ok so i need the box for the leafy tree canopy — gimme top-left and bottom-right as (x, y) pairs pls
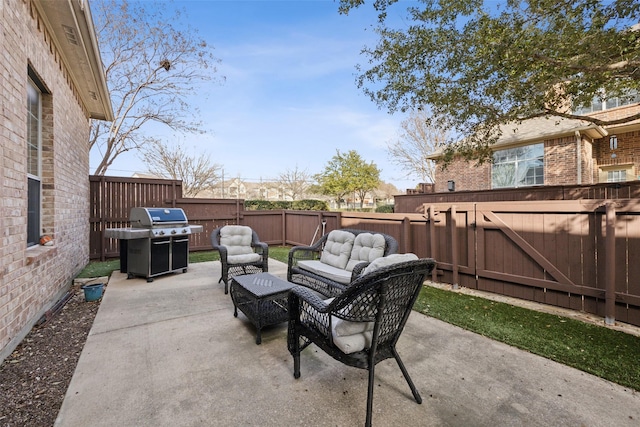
(339, 0), (640, 162)
(314, 150), (381, 207)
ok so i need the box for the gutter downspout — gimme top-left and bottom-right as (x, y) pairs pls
(575, 131), (582, 185)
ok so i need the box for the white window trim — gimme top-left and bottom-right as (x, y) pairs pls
(491, 143), (545, 189)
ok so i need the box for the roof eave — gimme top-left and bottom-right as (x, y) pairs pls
(33, 0), (113, 121)
(426, 119), (608, 159)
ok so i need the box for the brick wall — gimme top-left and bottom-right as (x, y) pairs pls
(545, 136), (579, 186)
(591, 105), (640, 182)
(0, 0), (92, 360)
(581, 136), (594, 184)
(433, 158), (491, 192)
(592, 130), (640, 181)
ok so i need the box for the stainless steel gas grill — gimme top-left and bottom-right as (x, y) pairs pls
(105, 207), (203, 282)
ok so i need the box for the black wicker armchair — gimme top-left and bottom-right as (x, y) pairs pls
(210, 225), (269, 294)
(287, 229), (399, 298)
(288, 257), (436, 427)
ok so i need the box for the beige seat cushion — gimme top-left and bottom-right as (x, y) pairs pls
(297, 260), (352, 284)
(324, 297), (375, 354)
(227, 253), (262, 264)
(332, 329), (372, 354)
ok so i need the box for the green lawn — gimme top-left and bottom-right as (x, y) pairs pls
(77, 247), (640, 391)
(414, 286), (640, 392)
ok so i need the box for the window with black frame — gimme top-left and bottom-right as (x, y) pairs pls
(26, 78), (41, 247)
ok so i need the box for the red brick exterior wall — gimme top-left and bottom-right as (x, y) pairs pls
(545, 136), (579, 186)
(592, 130), (640, 181)
(581, 136), (595, 184)
(434, 158), (491, 192)
(0, 0), (93, 360)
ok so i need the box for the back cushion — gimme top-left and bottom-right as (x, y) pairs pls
(346, 233), (386, 271)
(220, 226), (254, 255)
(320, 230), (355, 269)
(361, 253), (419, 276)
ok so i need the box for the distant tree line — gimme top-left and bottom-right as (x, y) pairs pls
(245, 199), (329, 211)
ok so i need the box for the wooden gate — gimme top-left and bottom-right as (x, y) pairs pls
(425, 200), (640, 326)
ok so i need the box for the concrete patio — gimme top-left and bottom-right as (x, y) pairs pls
(55, 259), (640, 426)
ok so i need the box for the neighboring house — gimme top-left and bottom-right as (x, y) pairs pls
(0, 0), (112, 361)
(429, 100), (640, 192)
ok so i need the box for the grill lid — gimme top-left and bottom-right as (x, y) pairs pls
(130, 207), (188, 228)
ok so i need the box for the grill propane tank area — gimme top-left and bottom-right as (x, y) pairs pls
(104, 207), (203, 282)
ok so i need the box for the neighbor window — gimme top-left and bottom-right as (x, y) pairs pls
(574, 90), (640, 115)
(27, 78), (42, 247)
(607, 170), (626, 182)
(492, 143), (544, 189)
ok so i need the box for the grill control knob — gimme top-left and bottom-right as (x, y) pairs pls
(171, 229), (177, 234)
(182, 229), (188, 234)
(158, 230), (165, 236)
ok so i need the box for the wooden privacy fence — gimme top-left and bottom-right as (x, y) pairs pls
(89, 175), (430, 260)
(90, 176), (640, 327)
(90, 176), (243, 259)
(395, 180), (640, 213)
(424, 200), (640, 327)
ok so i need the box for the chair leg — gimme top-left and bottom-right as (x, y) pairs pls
(365, 364), (375, 427)
(293, 353), (300, 379)
(292, 332), (301, 379)
(392, 347), (422, 404)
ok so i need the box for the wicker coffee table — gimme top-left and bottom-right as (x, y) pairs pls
(229, 272), (296, 344)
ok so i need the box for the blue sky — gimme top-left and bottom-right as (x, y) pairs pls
(92, 0), (422, 192)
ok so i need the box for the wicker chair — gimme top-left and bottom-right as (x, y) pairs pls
(288, 257), (436, 427)
(210, 225), (269, 294)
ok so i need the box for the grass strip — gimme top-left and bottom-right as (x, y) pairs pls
(414, 286), (640, 391)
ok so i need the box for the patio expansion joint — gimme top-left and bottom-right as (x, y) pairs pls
(90, 307), (223, 337)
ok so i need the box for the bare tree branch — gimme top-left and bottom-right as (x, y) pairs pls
(90, 0), (223, 175)
(140, 140), (222, 197)
(387, 110), (447, 183)
(276, 166), (312, 201)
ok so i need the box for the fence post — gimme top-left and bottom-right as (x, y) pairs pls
(605, 202), (616, 325)
(282, 210), (286, 245)
(450, 205), (459, 289)
(171, 180), (177, 207)
(428, 205), (438, 282)
(99, 176), (106, 261)
(402, 217), (411, 253)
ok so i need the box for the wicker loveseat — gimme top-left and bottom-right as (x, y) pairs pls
(287, 229), (398, 298)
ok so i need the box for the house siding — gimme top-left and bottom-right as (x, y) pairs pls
(1, 0), (92, 360)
